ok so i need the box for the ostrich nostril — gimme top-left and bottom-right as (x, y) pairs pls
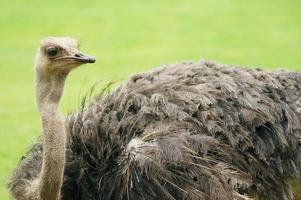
(74, 54), (81, 57)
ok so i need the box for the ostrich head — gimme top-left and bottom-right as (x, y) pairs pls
(35, 37), (95, 74)
(34, 36), (96, 110)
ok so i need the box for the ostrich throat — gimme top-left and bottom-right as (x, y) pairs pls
(35, 67), (69, 200)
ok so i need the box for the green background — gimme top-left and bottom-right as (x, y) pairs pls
(0, 0), (300, 199)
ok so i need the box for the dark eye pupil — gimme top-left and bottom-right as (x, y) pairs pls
(47, 47), (58, 57)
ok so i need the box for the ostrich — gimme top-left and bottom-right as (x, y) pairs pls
(8, 37), (301, 200)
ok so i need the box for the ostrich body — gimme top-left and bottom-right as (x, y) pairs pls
(9, 37), (301, 200)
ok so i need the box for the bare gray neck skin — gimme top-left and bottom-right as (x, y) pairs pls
(36, 68), (68, 111)
(35, 67), (68, 200)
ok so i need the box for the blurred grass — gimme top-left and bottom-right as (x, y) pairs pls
(291, 179), (301, 200)
(0, 0), (300, 199)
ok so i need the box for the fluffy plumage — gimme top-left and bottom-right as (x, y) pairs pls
(9, 61), (301, 200)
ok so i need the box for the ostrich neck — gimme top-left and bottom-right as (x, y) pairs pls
(35, 68), (68, 200)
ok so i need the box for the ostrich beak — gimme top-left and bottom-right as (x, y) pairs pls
(73, 52), (96, 63)
(55, 52), (96, 63)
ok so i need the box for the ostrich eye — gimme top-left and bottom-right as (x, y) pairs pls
(46, 47), (59, 57)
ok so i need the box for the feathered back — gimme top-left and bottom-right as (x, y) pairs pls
(63, 61), (301, 200)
